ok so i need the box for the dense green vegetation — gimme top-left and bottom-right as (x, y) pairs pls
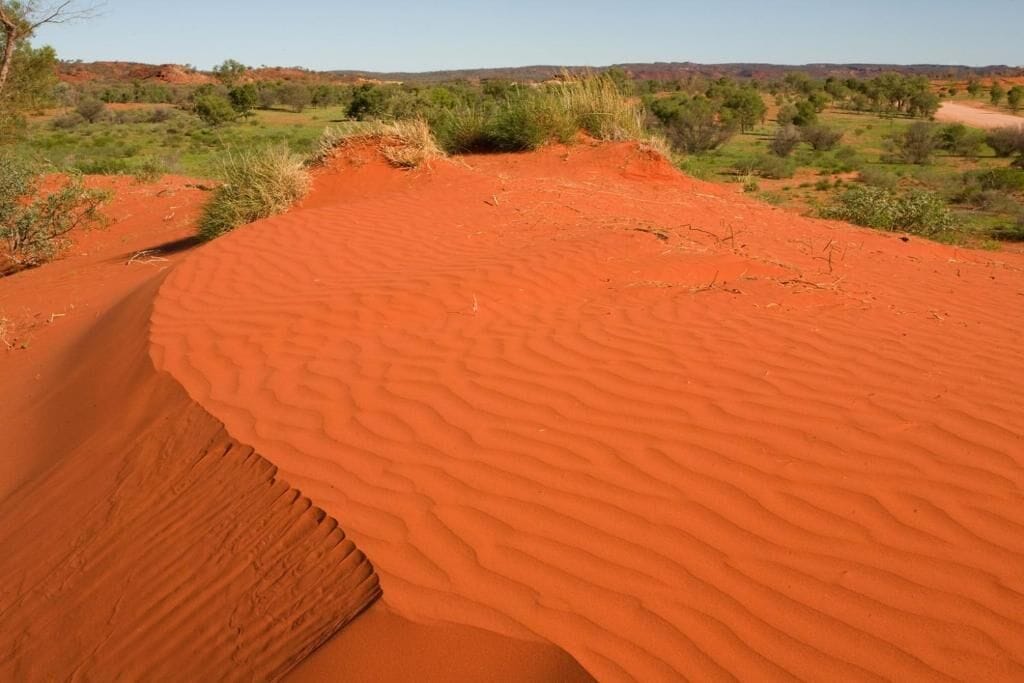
(2, 33), (1023, 250)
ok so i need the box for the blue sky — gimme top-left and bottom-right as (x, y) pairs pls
(35, 0), (1024, 72)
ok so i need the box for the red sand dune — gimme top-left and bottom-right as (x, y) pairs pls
(151, 141), (1024, 681)
(0, 174), (593, 680)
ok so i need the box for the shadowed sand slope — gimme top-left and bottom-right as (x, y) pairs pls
(153, 142), (1024, 681)
(0, 278), (381, 680)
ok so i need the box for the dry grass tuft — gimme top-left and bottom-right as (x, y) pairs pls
(314, 119), (444, 169)
(553, 71), (646, 142)
(197, 145), (310, 240)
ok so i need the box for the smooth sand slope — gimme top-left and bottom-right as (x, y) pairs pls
(151, 142), (1024, 681)
(936, 101), (1023, 129)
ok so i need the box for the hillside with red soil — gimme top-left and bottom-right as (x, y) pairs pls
(150, 141), (1024, 680)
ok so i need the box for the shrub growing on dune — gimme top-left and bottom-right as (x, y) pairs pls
(1, 153), (110, 272)
(198, 146), (310, 240)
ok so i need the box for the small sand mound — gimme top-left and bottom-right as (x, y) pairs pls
(153, 141), (1024, 681)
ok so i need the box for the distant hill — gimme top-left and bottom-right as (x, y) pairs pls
(58, 60), (1024, 86)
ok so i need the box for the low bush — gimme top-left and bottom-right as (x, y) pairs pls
(755, 154), (797, 179)
(52, 112), (85, 129)
(986, 127), (1024, 166)
(885, 122), (940, 165)
(769, 125), (802, 157)
(1, 153), (110, 271)
(801, 124), (843, 151)
(822, 185), (954, 236)
(75, 98), (106, 123)
(938, 123), (986, 158)
(197, 146), (310, 240)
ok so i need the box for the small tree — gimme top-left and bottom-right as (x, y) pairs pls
(938, 123), (985, 158)
(228, 83), (258, 116)
(194, 93), (236, 125)
(966, 79), (982, 97)
(990, 82), (1006, 106)
(213, 59), (248, 87)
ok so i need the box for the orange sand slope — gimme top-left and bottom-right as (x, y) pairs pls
(152, 142), (1024, 681)
(0, 175), (593, 681)
(0, 277), (381, 680)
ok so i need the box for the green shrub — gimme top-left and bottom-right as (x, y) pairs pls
(754, 154), (796, 179)
(801, 124), (843, 151)
(885, 122), (940, 165)
(432, 106), (493, 153)
(822, 185), (954, 236)
(1, 154), (110, 271)
(194, 94), (237, 126)
(198, 146), (310, 240)
(938, 123), (986, 157)
(486, 92), (575, 151)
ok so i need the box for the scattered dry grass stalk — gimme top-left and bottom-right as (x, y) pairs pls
(315, 119), (444, 169)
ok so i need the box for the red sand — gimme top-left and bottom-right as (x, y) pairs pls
(0, 173), (592, 680)
(151, 141), (1024, 681)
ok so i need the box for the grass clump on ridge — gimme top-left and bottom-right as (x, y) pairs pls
(314, 119), (443, 168)
(197, 145), (310, 240)
(431, 72), (664, 155)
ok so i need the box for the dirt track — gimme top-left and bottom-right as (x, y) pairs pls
(935, 101), (1023, 129)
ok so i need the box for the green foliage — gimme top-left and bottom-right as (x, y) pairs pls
(1, 42), (58, 139)
(1008, 86), (1024, 113)
(194, 93), (237, 126)
(228, 84), (259, 116)
(822, 185), (954, 236)
(801, 124), (843, 151)
(280, 83), (312, 113)
(213, 59), (248, 86)
(885, 122), (939, 165)
(937, 123), (986, 158)
(347, 84), (389, 120)
(0, 153), (110, 271)
(857, 166), (900, 190)
(652, 94), (735, 153)
(198, 146), (310, 240)
(990, 82), (1006, 106)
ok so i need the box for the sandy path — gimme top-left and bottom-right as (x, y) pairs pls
(935, 101), (1023, 129)
(151, 142), (1024, 681)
